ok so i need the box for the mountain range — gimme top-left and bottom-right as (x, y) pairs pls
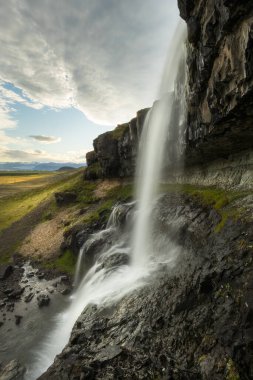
(0, 162), (85, 171)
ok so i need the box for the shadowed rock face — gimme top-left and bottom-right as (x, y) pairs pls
(179, 0), (253, 164)
(85, 108), (149, 178)
(38, 194), (253, 380)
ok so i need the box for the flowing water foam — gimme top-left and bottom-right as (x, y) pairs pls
(25, 20), (187, 379)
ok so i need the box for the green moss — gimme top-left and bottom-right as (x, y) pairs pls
(78, 183), (133, 226)
(111, 123), (128, 140)
(106, 183), (133, 201)
(58, 176), (98, 207)
(160, 183), (250, 234)
(44, 249), (76, 275)
(0, 241), (21, 265)
(215, 283), (232, 299)
(84, 162), (103, 180)
(226, 359), (240, 380)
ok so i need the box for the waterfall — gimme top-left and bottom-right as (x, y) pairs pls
(25, 20), (187, 380)
(132, 20), (187, 267)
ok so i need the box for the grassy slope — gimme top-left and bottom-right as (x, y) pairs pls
(0, 170), (81, 231)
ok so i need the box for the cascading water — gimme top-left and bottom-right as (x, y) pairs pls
(25, 20), (187, 380)
(132, 20), (187, 267)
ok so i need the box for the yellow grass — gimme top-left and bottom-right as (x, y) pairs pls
(0, 171), (81, 232)
(0, 174), (52, 185)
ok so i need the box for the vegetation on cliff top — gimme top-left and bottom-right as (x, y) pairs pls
(161, 183), (251, 233)
(111, 123), (129, 140)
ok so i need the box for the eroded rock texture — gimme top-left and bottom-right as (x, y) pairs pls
(85, 108), (149, 178)
(179, 0), (253, 164)
(39, 194), (253, 380)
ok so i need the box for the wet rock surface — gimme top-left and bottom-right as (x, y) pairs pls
(0, 260), (72, 376)
(39, 194), (253, 380)
(0, 359), (25, 380)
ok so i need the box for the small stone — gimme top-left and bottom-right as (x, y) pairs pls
(27, 272), (35, 278)
(15, 315), (23, 325)
(61, 288), (71, 296)
(0, 265), (13, 280)
(4, 288), (14, 295)
(37, 294), (50, 307)
(24, 293), (34, 303)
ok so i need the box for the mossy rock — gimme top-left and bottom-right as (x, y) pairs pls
(84, 162), (103, 180)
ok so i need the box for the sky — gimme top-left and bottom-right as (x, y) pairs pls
(0, 0), (179, 163)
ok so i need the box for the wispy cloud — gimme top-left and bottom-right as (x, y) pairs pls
(0, 0), (179, 125)
(0, 148), (86, 163)
(29, 135), (61, 144)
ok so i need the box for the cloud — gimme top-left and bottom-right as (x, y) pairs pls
(0, 80), (43, 133)
(0, 0), (179, 125)
(29, 135), (61, 144)
(0, 148), (86, 163)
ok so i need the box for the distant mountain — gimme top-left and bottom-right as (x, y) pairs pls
(57, 166), (76, 171)
(0, 162), (85, 171)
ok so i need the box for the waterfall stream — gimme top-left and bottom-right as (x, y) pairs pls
(25, 20), (187, 380)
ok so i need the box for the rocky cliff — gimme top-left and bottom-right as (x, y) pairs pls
(85, 108), (149, 179)
(85, 1), (253, 183)
(180, 0), (253, 164)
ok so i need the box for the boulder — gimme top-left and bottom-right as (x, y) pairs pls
(0, 265), (13, 280)
(37, 294), (50, 307)
(54, 191), (77, 205)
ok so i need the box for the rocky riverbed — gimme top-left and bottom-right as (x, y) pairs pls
(0, 259), (72, 379)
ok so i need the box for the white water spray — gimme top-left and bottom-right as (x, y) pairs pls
(25, 21), (187, 380)
(132, 21), (187, 267)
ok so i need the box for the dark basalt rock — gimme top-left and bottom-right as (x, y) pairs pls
(61, 218), (107, 255)
(85, 108), (149, 178)
(54, 191), (77, 205)
(179, 0), (253, 165)
(0, 265), (13, 280)
(86, 150), (98, 166)
(37, 293), (50, 308)
(93, 132), (120, 178)
(38, 194), (253, 380)
(0, 360), (25, 380)
(14, 315), (22, 325)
